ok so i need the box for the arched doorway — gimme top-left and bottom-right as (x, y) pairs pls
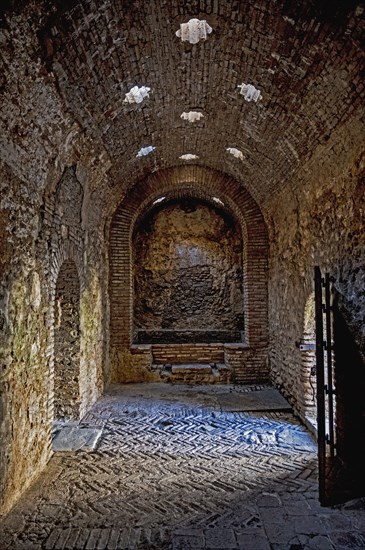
(54, 260), (81, 420)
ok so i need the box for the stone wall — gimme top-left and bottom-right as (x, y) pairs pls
(54, 260), (81, 420)
(109, 166), (269, 383)
(267, 118), (365, 429)
(133, 198), (244, 343)
(0, 9), (111, 514)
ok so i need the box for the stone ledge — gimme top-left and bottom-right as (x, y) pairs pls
(130, 344), (152, 354)
(171, 364), (213, 374)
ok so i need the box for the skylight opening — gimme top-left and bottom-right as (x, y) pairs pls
(179, 154), (199, 160)
(237, 83), (262, 103)
(136, 146), (156, 158)
(124, 86), (151, 104)
(227, 147), (244, 160)
(153, 196), (166, 205)
(176, 19), (213, 44)
(180, 111), (204, 123)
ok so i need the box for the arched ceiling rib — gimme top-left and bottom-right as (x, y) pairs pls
(2, 0), (365, 207)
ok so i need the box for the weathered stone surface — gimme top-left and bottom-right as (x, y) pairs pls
(133, 198), (244, 343)
(0, 0), (364, 521)
(52, 426), (103, 452)
(0, 384), (364, 549)
(267, 118), (365, 486)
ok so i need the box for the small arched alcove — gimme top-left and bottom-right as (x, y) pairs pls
(54, 259), (81, 420)
(132, 197), (244, 344)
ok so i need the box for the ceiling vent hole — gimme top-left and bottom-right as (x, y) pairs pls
(180, 111), (204, 123)
(237, 83), (262, 102)
(124, 86), (151, 104)
(153, 196), (166, 205)
(136, 146), (156, 158)
(179, 154), (199, 160)
(227, 148), (244, 160)
(176, 19), (213, 44)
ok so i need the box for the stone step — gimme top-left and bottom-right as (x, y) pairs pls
(156, 363), (231, 384)
(152, 343), (225, 365)
(171, 364), (213, 375)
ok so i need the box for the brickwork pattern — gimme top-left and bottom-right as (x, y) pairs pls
(109, 167), (269, 383)
(152, 343), (225, 365)
(29, 0), (365, 208)
(1, 385), (364, 550)
(1, 0), (364, 520)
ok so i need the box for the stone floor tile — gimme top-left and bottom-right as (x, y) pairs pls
(284, 500), (311, 515)
(293, 515), (328, 536)
(85, 528), (101, 550)
(259, 506), (288, 524)
(306, 534), (335, 549)
(74, 528), (91, 549)
(263, 521), (296, 544)
(106, 528), (120, 550)
(328, 530), (365, 549)
(64, 528), (81, 550)
(256, 492), (282, 507)
(172, 528), (205, 549)
(96, 528), (111, 549)
(235, 528), (270, 550)
(204, 527), (237, 548)
(322, 513), (353, 532)
(0, 385), (362, 550)
(55, 528), (72, 550)
(44, 529), (61, 550)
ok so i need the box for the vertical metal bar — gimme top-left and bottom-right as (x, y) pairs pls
(315, 266), (326, 505)
(325, 273), (335, 459)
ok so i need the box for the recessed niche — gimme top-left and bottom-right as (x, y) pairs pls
(179, 154), (199, 160)
(176, 19), (213, 44)
(227, 147), (244, 160)
(133, 197), (244, 344)
(237, 83), (262, 102)
(136, 146), (156, 158)
(124, 85), (151, 104)
(181, 111), (204, 123)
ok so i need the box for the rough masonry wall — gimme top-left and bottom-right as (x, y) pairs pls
(30, 0), (365, 210)
(267, 117), (365, 425)
(0, 10), (111, 515)
(54, 260), (81, 420)
(133, 199), (244, 343)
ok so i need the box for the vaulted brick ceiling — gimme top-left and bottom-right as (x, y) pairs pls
(3, 0), (365, 206)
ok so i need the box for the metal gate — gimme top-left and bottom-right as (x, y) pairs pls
(314, 266), (336, 505)
(314, 266), (365, 505)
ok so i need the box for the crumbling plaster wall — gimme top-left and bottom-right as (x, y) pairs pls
(133, 199), (244, 343)
(267, 117), (365, 423)
(0, 11), (111, 516)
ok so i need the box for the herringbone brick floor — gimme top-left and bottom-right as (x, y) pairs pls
(0, 384), (364, 549)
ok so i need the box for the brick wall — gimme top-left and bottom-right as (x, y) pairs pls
(109, 166), (269, 383)
(152, 344), (225, 365)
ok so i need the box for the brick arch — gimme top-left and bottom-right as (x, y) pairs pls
(109, 166), (269, 382)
